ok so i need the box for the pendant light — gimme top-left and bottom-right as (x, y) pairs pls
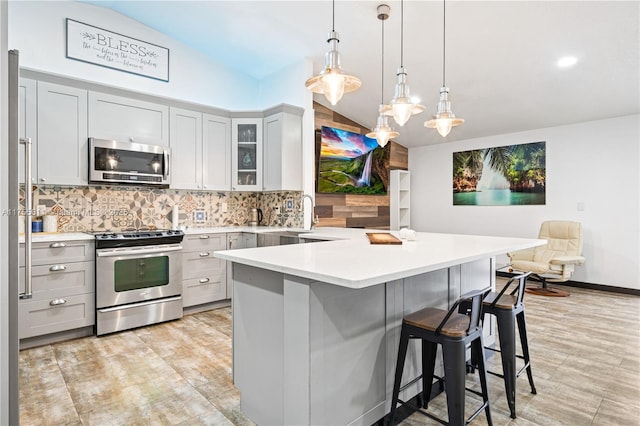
(425, 0), (464, 137)
(367, 4), (399, 148)
(383, 0), (424, 126)
(305, 0), (361, 106)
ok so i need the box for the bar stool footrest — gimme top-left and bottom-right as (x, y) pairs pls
(392, 397), (487, 426)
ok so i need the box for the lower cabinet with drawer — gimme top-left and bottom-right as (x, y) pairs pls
(181, 233), (227, 308)
(19, 239), (95, 340)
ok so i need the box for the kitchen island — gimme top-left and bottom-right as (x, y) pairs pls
(214, 229), (545, 425)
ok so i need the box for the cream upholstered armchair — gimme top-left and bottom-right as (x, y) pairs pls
(508, 220), (585, 296)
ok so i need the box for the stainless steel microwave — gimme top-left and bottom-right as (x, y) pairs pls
(89, 138), (170, 186)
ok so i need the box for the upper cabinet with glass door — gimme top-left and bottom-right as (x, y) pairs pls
(231, 118), (262, 191)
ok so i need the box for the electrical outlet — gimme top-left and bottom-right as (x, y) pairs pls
(221, 202), (228, 213)
(285, 199), (294, 211)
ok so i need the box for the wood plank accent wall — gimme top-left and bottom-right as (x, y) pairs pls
(313, 101), (408, 229)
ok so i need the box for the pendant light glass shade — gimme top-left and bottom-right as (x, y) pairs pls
(426, 0), (464, 137)
(305, 0), (361, 106)
(305, 31), (362, 105)
(384, 0), (424, 126)
(383, 67), (425, 126)
(367, 4), (398, 148)
(367, 105), (399, 147)
(425, 86), (464, 136)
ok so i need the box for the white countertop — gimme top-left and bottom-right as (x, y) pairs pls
(214, 229), (546, 288)
(183, 226), (312, 235)
(18, 226), (317, 242)
(19, 232), (95, 243)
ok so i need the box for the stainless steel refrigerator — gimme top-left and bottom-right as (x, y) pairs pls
(7, 48), (33, 425)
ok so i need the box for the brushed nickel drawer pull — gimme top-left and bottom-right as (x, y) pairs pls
(50, 242), (67, 248)
(49, 298), (67, 306)
(199, 235), (210, 239)
(49, 265), (67, 272)
(199, 278), (210, 283)
(199, 252), (210, 257)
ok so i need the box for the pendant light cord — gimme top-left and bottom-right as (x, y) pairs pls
(442, 0), (446, 86)
(400, 0), (404, 67)
(332, 0), (335, 31)
(381, 15), (385, 104)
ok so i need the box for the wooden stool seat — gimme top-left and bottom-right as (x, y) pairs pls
(483, 292), (518, 310)
(404, 308), (471, 337)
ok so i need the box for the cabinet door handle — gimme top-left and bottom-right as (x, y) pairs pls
(49, 298), (67, 306)
(40, 177), (46, 182)
(199, 278), (210, 284)
(199, 252), (210, 257)
(199, 235), (210, 239)
(49, 264), (67, 272)
(50, 242), (67, 248)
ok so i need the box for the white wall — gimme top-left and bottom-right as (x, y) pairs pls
(8, 1), (260, 110)
(259, 59), (309, 110)
(409, 115), (640, 289)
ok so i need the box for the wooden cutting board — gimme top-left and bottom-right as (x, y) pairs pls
(366, 233), (402, 245)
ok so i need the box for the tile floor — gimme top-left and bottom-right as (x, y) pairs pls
(19, 281), (640, 425)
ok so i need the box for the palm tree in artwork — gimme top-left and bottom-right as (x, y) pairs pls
(483, 146), (511, 178)
(483, 142), (545, 190)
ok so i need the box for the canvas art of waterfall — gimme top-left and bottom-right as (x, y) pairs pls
(317, 126), (387, 195)
(453, 141), (546, 205)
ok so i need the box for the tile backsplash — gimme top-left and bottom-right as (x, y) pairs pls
(22, 185), (305, 232)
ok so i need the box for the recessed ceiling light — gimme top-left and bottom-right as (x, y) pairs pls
(557, 56), (578, 68)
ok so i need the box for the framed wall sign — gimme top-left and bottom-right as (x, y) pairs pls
(66, 18), (169, 82)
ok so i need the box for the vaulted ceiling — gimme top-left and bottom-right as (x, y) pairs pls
(79, 1), (639, 147)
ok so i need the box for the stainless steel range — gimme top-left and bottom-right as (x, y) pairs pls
(93, 229), (184, 335)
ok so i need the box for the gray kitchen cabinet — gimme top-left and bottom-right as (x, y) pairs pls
(262, 106), (304, 191)
(88, 91), (169, 145)
(18, 78), (37, 184)
(203, 113), (232, 191)
(242, 233), (257, 248)
(181, 233), (227, 307)
(36, 81), (88, 185)
(170, 107), (202, 189)
(170, 108), (231, 190)
(225, 232), (257, 298)
(231, 118), (262, 191)
(18, 240), (95, 340)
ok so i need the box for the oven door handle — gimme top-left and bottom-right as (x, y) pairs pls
(97, 296), (182, 313)
(96, 245), (183, 257)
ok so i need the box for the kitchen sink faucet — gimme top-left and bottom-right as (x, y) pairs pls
(301, 194), (319, 231)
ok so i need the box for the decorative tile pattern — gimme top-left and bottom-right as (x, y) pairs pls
(20, 185), (305, 232)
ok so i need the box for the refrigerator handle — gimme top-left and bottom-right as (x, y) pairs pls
(19, 138), (32, 299)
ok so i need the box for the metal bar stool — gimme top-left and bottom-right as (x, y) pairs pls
(481, 272), (537, 418)
(389, 288), (493, 426)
